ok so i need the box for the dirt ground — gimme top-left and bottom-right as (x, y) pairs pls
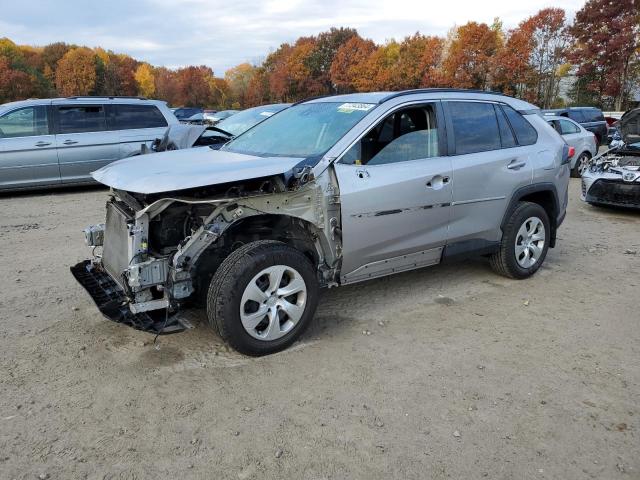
(0, 179), (638, 480)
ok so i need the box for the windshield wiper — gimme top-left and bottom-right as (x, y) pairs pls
(207, 126), (234, 137)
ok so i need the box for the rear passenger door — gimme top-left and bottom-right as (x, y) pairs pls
(444, 101), (535, 246)
(0, 104), (60, 190)
(111, 104), (169, 157)
(54, 103), (120, 183)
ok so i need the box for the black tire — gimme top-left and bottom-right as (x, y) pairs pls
(571, 151), (591, 178)
(206, 240), (319, 356)
(490, 202), (550, 279)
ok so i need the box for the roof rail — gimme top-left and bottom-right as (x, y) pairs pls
(292, 94), (333, 106)
(379, 88), (509, 104)
(65, 96), (148, 100)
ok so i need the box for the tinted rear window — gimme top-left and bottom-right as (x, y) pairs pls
(568, 110), (586, 122)
(115, 104), (168, 129)
(582, 109), (604, 122)
(448, 101), (501, 155)
(502, 105), (538, 146)
(57, 105), (106, 134)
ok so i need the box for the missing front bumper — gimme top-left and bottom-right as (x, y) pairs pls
(585, 179), (640, 209)
(70, 260), (189, 334)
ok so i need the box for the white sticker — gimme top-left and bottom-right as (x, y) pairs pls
(259, 111), (275, 116)
(337, 103), (375, 113)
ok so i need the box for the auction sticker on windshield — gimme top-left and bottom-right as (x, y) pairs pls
(337, 103), (375, 113)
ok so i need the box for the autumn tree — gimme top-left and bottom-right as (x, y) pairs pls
(0, 56), (37, 102)
(525, 8), (570, 108)
(55, 48), (97, 96)
(305, 27), (357, 93)
(225, 63), (257, 106)
(330, 36), (377, 92)
(155, 67), (180, 105)
(569, 0), (640, 110)
(176, 66), (214, 106)
(135, 63), (156, 97)
(442, 22), (500, 89)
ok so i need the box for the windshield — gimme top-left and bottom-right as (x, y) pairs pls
(174, 108), (202, 119)
(216, 104), (288, 137)
(222, 102), (375, 158)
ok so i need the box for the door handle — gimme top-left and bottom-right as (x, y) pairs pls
(355, 168), (370, 179)
(62, 140), (79, 145)
(35, 141), (51, 147)
(507, 160), (526, 170)
(426, 175), (450, 189)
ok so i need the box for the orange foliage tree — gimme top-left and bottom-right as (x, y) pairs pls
(55, 48), (97, 96)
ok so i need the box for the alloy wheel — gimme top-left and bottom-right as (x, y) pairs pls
(514, 217), (546, 269)
(239, 265), (307, 341)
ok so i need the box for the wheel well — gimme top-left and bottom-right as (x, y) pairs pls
(192, 214), (320, 302)
(515, 190), (558, 247)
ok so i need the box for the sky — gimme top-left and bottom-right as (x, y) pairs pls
(0, 0), (587, 75)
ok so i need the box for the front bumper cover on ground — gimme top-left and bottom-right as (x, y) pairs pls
(70, 260), (189, 334)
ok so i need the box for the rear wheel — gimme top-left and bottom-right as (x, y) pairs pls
(206, 240), (319, 356)
(572, 151), (591, 178)
(490, 202), (550, 279)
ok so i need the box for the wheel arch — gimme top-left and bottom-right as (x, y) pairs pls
(193, 213), (330, 300)
(501, 184), (560, 248)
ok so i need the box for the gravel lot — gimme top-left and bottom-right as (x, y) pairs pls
(1, 179), (638, 479)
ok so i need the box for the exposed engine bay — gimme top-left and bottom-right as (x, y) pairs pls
(71, 164), (343, 333)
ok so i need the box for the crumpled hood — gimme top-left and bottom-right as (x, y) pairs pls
(92, 147), (305, 194)
(619, 108), (640, 144)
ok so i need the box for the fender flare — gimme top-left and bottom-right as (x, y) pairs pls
(501, 183), (560, 248)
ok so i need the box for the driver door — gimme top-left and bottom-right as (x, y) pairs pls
(334, 101), (453, 284)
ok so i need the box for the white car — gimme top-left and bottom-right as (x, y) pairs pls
(546, 116), (598, 177)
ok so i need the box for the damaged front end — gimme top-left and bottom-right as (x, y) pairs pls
(582, 108), (640, 209)
(71, 149), (342, 334)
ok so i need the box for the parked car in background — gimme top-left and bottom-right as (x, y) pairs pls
(0, 96), (177, 191)
(543, 107), (607, 148)
(149, 104), (291, 152)
(72, 89), (569, 355)
(582, 107), (640, 209)
(203, 109), (239, 125)
(173, 107), (203, 123)
(546, 115), (598, 177)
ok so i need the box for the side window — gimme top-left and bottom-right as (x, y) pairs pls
(341, 104), (439, 166)
(559, 119), (580, 135)
(449, 101), (501, 154)
(115, 104), (168, 129)
(495, 105), (516, 148)
(568, 110), (586, 122)
(0, 106), (49, 138)
(502, 105), (538, 146)
(57, 105), (106, 134)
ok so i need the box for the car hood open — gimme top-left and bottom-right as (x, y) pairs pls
(619, 108), (640, 145)
(92, 147), (305, 194)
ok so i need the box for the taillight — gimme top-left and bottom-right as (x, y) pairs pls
(568, 146), (575, 158)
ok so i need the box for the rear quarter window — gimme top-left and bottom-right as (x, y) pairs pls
(501, 105), (538, 146)
(115, 105), (168, 129)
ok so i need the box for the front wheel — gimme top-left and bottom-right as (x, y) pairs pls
(490, 202), (550, 279)
(206, 240), (319, 356)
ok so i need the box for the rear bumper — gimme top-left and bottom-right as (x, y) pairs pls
(70, 260), (188, 334)
(584, 179), (640, 209)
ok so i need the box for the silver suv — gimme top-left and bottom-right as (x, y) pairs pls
(72, 89), (570, 355)
(0, 96), (177, 191)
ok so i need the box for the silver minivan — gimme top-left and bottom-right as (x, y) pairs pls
(0, 97), (178, 191)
